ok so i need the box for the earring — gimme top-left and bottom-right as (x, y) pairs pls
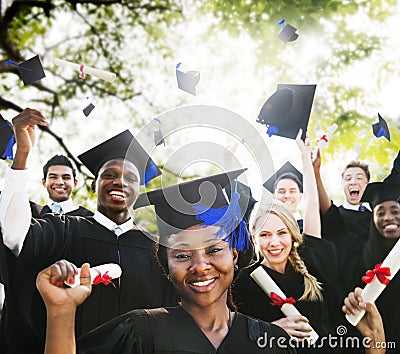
(166, 274), (172, 281)
(293, 241), (299, 248)
(234, 265), (239, 271)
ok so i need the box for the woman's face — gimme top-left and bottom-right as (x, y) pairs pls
(274, 178), (302, 214)
(166, 225), (238, 309)
(255, 213), (292, 273)
(374, 201), (400, 240)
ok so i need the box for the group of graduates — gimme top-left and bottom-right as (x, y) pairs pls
(0, 107), (398, 354)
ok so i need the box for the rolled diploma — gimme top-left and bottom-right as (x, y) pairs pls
(317, 123), (338, 150)
(346, 238), (400, 326)
(250, 266), (319, 343)
(66, 263), (122, 288)
(54, 58), (116, 83)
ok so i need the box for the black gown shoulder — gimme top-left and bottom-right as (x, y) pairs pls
(78, 306), (296, 354)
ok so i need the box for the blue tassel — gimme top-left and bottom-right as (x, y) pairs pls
(0, 122), (15, 160)
(143, 160), (158, 186)
(266, 125), (279, 137)
(192, 181), (250, 251)
(377, 127), (386, 138)
(5, 60), (33, 71)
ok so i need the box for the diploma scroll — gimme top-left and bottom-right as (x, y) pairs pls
(54, 58), (116, 83)
(313, 123), (338, 160)
(66, 263), (122, 288)
(346, 238), (400, 326)
(250, 266), (319, 343)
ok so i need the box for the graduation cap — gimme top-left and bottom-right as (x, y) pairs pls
(78, 129), (161, 186)
(176, 62), (200, 96)
(263, 161), (303, 193)
(360, 182), (400, 209)
(372, 113), (390, 142)
(134, 169), (251, 250)
(0, 114), (15, 161)
(278, 23), (299, 43)
(257, 84), (316, 141)
(224, 181), (257, 224)
(83, 103), (95, 117)
(6, 55), (46, 86)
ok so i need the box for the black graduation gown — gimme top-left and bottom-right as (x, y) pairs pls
(322, 203), (371, 243)
(347, 226), (399, 354)
(0, 215), (178, 354)
(232, 235), (343, 353)
(77, 306), (296, 354)
(29, 200), (94, 217)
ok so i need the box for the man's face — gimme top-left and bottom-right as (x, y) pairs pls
(95, 158), (140, 216)
(342, 167), (369, 205)
(42, 165), (77, 203)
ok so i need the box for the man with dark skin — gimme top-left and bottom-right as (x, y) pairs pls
(0, 108), (177, 354)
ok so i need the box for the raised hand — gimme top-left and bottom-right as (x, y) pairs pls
(36, 260), (92, 312)
(11, 108), (48, 169)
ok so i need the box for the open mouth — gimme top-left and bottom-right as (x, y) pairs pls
(349, 188), (359, 198)
(383, 224), (399, 231)
(109, 190), (126, 202)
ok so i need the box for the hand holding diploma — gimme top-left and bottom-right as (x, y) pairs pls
(54, 58), (116, 83)
(66, 263), (122, 288)
(250, 266), (319, 343)
(346, 238), (400, 326)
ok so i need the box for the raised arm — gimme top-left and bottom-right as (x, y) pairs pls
(36, 260), (92, 354)
(0, 109), (48, 255)
(296, 130), (320, 238)
(312, 149), (332, 214)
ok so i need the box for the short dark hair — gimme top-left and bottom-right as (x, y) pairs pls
(341, 161), (370, 181)
(273, 172), (303, 193)
(43, 155), (77, 180)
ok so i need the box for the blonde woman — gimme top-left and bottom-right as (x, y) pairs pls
(232, 132), (343, 353)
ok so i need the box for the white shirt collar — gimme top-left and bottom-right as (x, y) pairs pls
(93, 210), (132, 235)
(342, 201), (371, 212)
(47, 198), (78, 214)
(293, 211), (302, 221)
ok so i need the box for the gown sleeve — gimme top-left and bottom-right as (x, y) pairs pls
(77, 309), (154, 354)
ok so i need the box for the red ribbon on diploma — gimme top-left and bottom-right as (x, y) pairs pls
(319, 134), (328, 143)
(93, 270), (115, 287)
(79, 64), (85, 79)
(362, 263), (391, 285)
(270, 292), (296, 307)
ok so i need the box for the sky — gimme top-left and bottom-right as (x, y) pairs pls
(1, 0), (399, 209)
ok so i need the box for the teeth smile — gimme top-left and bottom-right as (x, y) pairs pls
(192, 279), (214, 287)
(268, 249), (283, 255)
(110, 191), (125, 198)
(384, 224), (398, 230)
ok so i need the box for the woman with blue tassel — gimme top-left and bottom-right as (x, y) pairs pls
(36, 169), (296, 353)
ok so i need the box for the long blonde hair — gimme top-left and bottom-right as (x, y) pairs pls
(250, 201), (323, 302)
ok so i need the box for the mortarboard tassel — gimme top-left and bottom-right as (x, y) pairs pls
(266, 125), (279, 137)
(377, 127), (386, 139)
(5, 59), (33, 72)
(193, 179), (251, 251)
(143, 160), (158, 186)
(0, 122), (15, 160)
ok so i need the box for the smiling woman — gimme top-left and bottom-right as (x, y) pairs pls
(345, 182), (400, 354)
(36, 169), (296, 354)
